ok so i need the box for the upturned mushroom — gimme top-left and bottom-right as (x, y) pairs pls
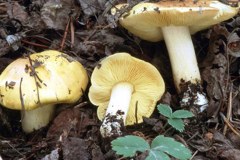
(88, 53), (165, 138)
(0, 50), (89, 133)
(112, 0), (239, 112)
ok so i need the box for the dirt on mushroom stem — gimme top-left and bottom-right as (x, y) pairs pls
(179, 79), (208, 117)
(100, 110), (126, 138)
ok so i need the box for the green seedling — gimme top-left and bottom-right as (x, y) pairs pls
(157, 104), (194, 132)
(111, 135), (192, 160)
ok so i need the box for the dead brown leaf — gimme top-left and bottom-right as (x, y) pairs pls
(47, 107), (98, 138)
(6, 2), (28, 23)
(62, 137), (91, 160)
(41, 0), (80, 30)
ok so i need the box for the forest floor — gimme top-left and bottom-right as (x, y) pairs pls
(0, 0), (240, 160)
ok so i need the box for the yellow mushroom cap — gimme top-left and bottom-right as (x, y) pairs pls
(112, 0), (239, 42)
(88, 53), (165, 125)
(0, 50), (89, 110)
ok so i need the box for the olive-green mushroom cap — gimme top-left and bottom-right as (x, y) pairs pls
(88, 53), (165, 125)
(0, 50), (89, 110)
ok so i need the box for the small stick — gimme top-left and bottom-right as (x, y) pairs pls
(223, 83), (233, 135)
(60, 17), (70, 51)
(190, 150), (198, 160)
(135, 101), (138, 124)
(220, 112), (240, 138)
(21, 39), (49, 49)
(3, 140), (25, 157)
(27, 54), (41, 104)
(74, 101), (88, 108)
(70, 17), (74, 48)
(19, 77), (25, 119)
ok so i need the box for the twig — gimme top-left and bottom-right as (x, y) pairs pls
(27, 35), (52, 44)
(223, 83), (233, 135)
(83, 24), (112, 42)
(225, 46), (230, 89)
(83, 29), (98, 42)
(2, 140), (25, 157)
(229, 90), (240, 124)
(70, 17), (74, 48)
(21, 39), (49, 49)
(220, 112), (240, 138)
(74, 101), (88, 108)
(27, 54), (41, 104)
(60, 17), (71, 51)
(190, 150), (198, 160)
(187, 131), (199, 142)
(135, 101), (138, 124)
(19, 77), (25, 119)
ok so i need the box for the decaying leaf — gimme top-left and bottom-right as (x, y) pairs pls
(77, 0), (99, 16)
(201, 22), (240, 118)
(47, 107), (97, 138)
(41, 148), (60, 160)
(6, 2), (28, 24)
(41, 0), (80, 30)
(62, 137), (91, 160)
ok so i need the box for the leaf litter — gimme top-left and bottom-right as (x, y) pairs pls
(0, 0), (239, 159)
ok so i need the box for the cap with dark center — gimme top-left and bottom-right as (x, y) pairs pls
(0, 50), (89, 133)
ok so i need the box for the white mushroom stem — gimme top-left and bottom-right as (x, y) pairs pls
(162, 26), (200, 91)
(161, 26), (208, 110)
(21, 104), (55, 133)
(100, 82), (133, 138)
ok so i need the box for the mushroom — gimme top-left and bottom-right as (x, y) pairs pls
(88, 53), (165, 138)
(0, 50), (89, 133)
(111, 0), (239, 112)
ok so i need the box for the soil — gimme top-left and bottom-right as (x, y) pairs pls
(0, 0), (240, 160)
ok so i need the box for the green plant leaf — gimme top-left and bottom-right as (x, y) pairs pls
(157, 104), (172, 118)
(111, 135), (150, 157)
(146, 150), (170, 160)
(151, 135), (192, 160)
(172, 110), (194, 119)
(168, 118), (185, 132)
